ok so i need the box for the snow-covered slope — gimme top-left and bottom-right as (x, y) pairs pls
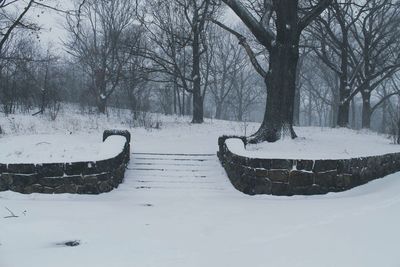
(1, 107), (399, 267)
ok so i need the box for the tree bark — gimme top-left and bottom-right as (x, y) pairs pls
(215, 102), (223, 119)
(97, 97), (107, 114)
(361, 92), (371, 128)
(248, 1), (299, 143)
(337, 38), (350, 127)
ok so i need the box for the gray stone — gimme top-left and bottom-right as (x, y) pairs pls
(289, 170), (314, 187)
(64, 162), (86, 175)
(271, 159), (293, 170)
(23, 184), (43, 194)
(99, 181), (113, 193)
(296, 160), (314, 171)
(268, 169), (289, 183)
(42, 187), (55, 194)
(83, 175), (98, 185)
(271, 182), (289, 196)
(12, 174), (38, 187)
(36, 163), (64, 177)
(313, 160), (338, 172)
(7, 163), (36, 174)
(97, 172), (111, 182)
(38, 177), (65, 188)
(1, 173), (13, 186)
(315, 170), (337, 188)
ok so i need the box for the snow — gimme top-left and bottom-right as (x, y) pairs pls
(228, 127), (400, 160)
(1, 107), (400, 267)
(0, 134), (126, 164)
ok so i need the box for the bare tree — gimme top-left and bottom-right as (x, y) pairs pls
(228, 65), (264, 122)
(350, 0), (400, 128)
(309, 0), (366, 127)
(208, 26), (245, 119)
(215, 0), (333, 143)
(140, 0), (218, 123)
(65, 0), (137, 113)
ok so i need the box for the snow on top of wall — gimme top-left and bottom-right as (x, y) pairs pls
(0, 134), (126, 164)
(227, 127), (400, 160)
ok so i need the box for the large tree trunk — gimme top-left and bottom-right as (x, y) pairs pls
(337, 101), (350, 127)
(249, 2), (299, 143)
(249, 47), (299, 142)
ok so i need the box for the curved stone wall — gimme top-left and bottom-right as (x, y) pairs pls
(218, 136), (400, 196)
(0, 130), (131, 194)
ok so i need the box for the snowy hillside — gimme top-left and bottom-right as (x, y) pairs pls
(1, 108), (400, 267)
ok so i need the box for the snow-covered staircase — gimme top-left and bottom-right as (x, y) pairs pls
(122, 152), (231, 192)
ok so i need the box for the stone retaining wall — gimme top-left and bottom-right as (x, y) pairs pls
(0, 130), (131, 194)
(218, 136), (400, 196)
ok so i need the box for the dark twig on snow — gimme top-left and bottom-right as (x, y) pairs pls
(4, 207), (19, 218)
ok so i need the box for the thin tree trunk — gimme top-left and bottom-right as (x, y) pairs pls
(361, 92), (371, 128)
(191, 26), (204, 123)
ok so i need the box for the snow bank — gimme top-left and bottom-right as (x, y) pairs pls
(0, 134), (126, 164)
(228, 127), (400, 160)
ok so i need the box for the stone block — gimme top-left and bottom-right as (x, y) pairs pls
(0, 175), (8, 191)
(38, 177), (65, 188)
(64, 162), (86, 175)
(1, 173), (14, 186)
(82, 162), (98, 175)
(12, 174), (38, 187)
(255, 169), (269, 177)
(271, 182), (289, 196)
(271, 159), (293, 170)
(7, 163), (36, 174)
(82, 184), (100, 195)
(268, 169), (289, 183)
(97, 172), (111, 182)
(313, 160), (338, 172)
(9, 184), (24, 193)
(36, 163), (65, 177)
(336, 174), (352, 189)
(259, 159), (272, 169)
(67, 175), (84, 185)
(83, 175), (98, 185)
(296, 160), (314, 171)
(0, 163), (7, 172)
(289, 170), (314, 187)
(99, 181), (113, 193)
(315, 170), (337, 188)
(337, 160), (351, 174)
(42, 186), (55, 194)
(24, 184), (43, 194)
(95, 159), (114, 172)
(54, 184), (78, 194)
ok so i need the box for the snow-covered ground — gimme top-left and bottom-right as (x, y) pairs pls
(0, 135), (126, 164)
(229, 127), (400, 159)
(1, 107), (400, 267)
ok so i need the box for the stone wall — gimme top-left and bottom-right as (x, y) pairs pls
(0, 130), (131, 194)
(218, 136), (400, 196)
